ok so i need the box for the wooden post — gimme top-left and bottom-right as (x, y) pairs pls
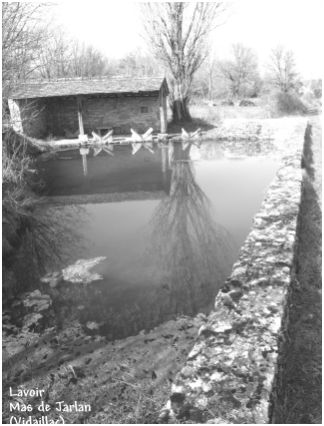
(77, 97), (84, 136)
(81, 154), (88, 176)
(80, 147), (89, 176)
(160, 87), (167, 134)
(161, 146), (168, 173)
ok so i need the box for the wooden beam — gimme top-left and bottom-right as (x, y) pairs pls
(160, 87), (167, 133)
(80, 147), (89, 176)
(77, 97), (84, 135)
(161, 146), (168, 173)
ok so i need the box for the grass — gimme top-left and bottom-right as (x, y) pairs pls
(167, 98), (271, 134)
(2, 315), (205, 424)
(190, 100), (271, 121)
(177, 93), (320, 130)
(273, 117), (322, 424)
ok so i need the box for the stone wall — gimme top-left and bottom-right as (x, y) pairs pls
(45, 94), (161, 137)
(159, 118), (307, 424)
(82, 95), (160, 135)
(46, 96), (78, 137)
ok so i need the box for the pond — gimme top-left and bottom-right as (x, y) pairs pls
(36, 140), (278, 340)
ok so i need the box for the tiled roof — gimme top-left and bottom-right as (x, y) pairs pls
(10, 76), (167, 99)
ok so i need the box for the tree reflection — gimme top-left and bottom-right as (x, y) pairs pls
(150, 142), (236, 316)
(5, 204), (87, 299)
(61, 143), (237, 340)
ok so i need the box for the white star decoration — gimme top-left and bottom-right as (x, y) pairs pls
(129, 128), (154, 155)
(91, 130), (114, 156)
(181, 128), (202, 150)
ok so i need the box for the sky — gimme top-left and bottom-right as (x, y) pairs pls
(50, 0), (323, 79)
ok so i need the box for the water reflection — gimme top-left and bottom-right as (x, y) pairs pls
(6, 204), (87, 299)
(39, 144), (171, 197)
(35, 139), (277, 340)
(79, 142), (160, 178)
(148, 143), (236, 316)
(51, 142), (236, 339)
(79, 147), (89, 176)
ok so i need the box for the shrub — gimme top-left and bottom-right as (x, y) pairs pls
(239, 99), (256, 107)
(310, 79), (322, 99)
(2, 130), (80, 300)
(275, 91), (307, 116)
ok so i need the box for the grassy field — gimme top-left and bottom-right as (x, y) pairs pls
(185, 95), (321, 128)
(190, 98), (272, 123)
(167, 97), (273, 133)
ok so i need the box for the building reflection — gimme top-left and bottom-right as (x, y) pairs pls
(39, 143), (172, 199)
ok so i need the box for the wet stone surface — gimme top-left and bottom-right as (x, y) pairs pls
(160, 118), (307, 424)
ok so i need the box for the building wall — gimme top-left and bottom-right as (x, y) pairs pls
(21, 99), (48, 138)
(82, 95), (161, 135)
(8, 99), (23, 133)
(45, 94), (162, 137)
(46, 97), (78, 137)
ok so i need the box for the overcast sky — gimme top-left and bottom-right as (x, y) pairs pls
(51, 0), (323, 79)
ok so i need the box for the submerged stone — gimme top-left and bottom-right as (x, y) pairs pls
(40, 271), (63, 288)
(62, 256), (106, 284)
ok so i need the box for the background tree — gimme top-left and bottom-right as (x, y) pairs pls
(112, 51), (160, 77)
(141, 2), (227, 122)
(192, 55), (218, 100)
(36, 28), (110, 79)
(310, 78), (322, 99)
(266, 45), (307, 115)
(268, 45), (300, 93)
(36, 28), (71, 79)
(217, 43), (260, 99)
(2, 3), (49, 99)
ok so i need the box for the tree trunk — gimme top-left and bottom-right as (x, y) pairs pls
(172, 98), (192, 122)
(169, 77), (192, 123)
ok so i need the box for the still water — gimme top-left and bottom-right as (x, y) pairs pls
(37, 141), (278, 339)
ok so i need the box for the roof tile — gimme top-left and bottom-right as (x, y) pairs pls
(10, 76), (167, 99)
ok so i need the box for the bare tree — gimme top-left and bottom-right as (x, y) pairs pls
(113, 51), (160, 77)
(2, 3), (50, 93)
(193, 54), (218, 100)
(141, 2), (227, 122)
(68, 41), (109, 78)
(2, 2), (54, 143)
(217, 43), (260, 98)
(36, 28), (71, 79)
(268, 45), (299, 93)
(35, 28), (110, 79)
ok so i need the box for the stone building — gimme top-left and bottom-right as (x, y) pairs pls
(8, 76), (169, 138)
